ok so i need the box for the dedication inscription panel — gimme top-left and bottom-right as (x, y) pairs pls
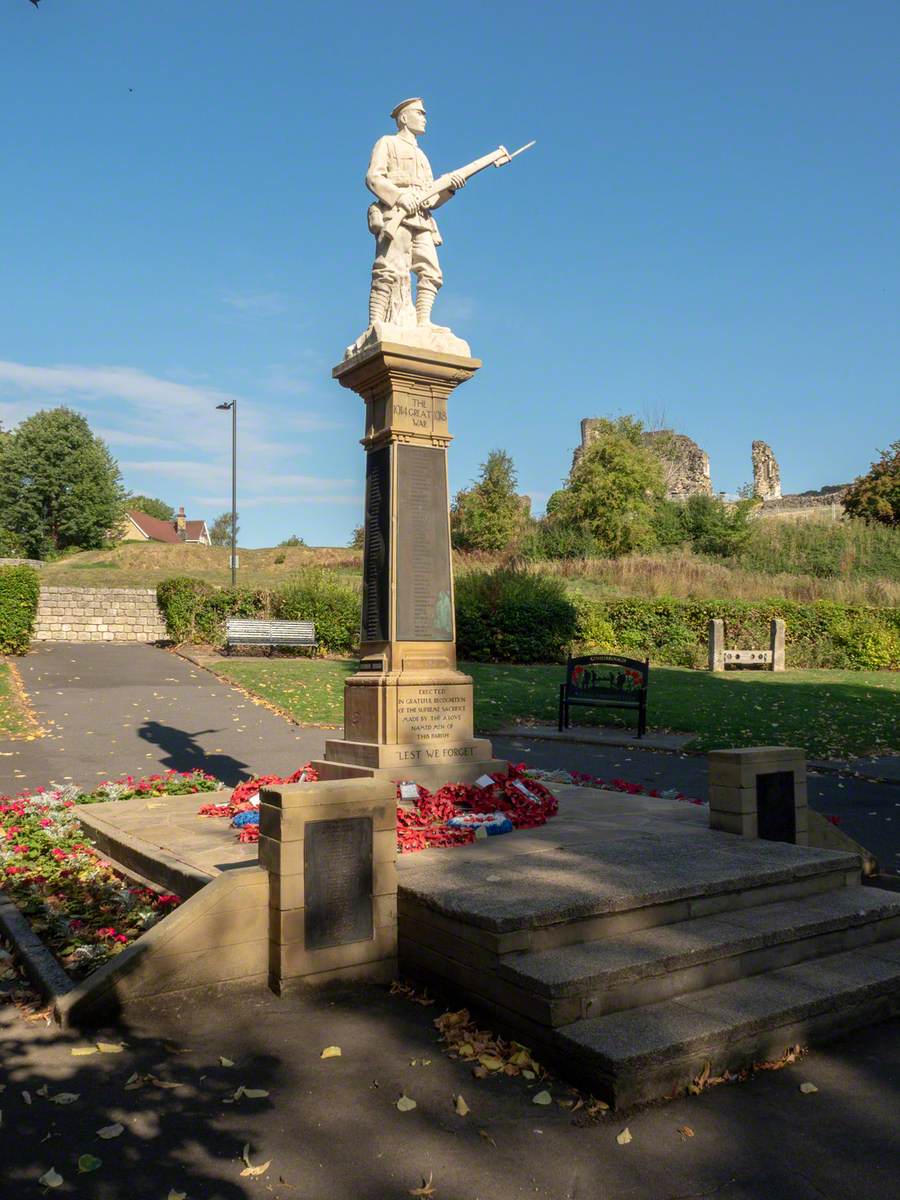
(362, 447), (390, 643)
(304, 817), (373, 951)
(396, 444), (453, 642)
(396, 683), (471, 744)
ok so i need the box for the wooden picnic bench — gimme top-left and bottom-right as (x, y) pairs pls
(558, 654), (649, 738)
(224, 618), (317, 656)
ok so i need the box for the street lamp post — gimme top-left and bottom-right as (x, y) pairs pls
(216, 400), (237, 587)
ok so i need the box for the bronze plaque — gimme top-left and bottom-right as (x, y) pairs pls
(304, 817), (373, 951)
(362, 447), (390, 643)
(756, 771), (796, 843)
(396, 444), (453, 641)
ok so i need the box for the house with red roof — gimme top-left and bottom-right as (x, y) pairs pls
(120, 506), (211, 546)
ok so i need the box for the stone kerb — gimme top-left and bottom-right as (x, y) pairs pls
(709, 746), (808, 846)
(258, 777), (398, 993)
(33, 586), (168, 644)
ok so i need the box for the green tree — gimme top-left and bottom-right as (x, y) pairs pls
(451, 449), (530, 552)
(127, 495), (175, 522)
(676, 494), (756, 558)
(0, 408), (126, 558)
(349, 525), (365, 550)
(277, 533), (307, 547)
(209, 510), (240, 547)
(548, 417), (664, 557)
(843, 440), (900, 526)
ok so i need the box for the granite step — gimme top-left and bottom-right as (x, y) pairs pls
(499, 886), (900, 1025)
(554, 939), (900, 1108)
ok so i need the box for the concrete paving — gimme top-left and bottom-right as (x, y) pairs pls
(0, 643), (328, 793)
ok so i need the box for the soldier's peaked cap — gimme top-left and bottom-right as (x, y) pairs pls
(390, 97), (425, 120)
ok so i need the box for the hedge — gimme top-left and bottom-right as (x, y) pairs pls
(0, 565), (40, 654)
(158, 568), (900, 670)
(157, 570), (359, 654)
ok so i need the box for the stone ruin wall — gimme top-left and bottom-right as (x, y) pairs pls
(575, 420), (712, 500)
(751, 440), (781, 500)
(575, 420), (847, 513)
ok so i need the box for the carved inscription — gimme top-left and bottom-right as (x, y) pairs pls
(396, 444), (453, 641)
(304, 817), (373, 951)
(397, 684), (470, 744)
(362, 447), (390, 643)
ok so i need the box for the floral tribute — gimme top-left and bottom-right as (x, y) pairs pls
(199, 761), (559, 853)
(0, 770), (217, 979)
(524, 767), (705, 806)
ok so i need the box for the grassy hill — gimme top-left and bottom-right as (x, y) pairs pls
(37, 538), (899, 607)
(41, 542), (362, 590)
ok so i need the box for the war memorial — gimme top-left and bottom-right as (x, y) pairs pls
(12, 98), (900, 1113)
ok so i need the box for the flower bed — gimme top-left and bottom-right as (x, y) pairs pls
(0, 770), (218, 979)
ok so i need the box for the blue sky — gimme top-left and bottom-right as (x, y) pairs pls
(1, 1), (897, 547)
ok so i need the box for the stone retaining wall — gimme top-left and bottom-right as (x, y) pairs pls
(34, 587), (168, 643)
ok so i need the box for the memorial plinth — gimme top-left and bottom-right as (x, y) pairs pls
(314, 338), (505, 789)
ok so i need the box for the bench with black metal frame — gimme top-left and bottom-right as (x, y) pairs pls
(224, 618), (317, 657)
(558, 654), (649, 738)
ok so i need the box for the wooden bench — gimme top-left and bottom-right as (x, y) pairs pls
(558, 654), (649, 738)
(225, 618), (317, 656)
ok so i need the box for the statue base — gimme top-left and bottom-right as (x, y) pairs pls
(345, 320), (471, 361)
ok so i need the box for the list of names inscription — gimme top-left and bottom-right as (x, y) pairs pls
(396, 443), (453, 641)
(304, 817), (373, 951)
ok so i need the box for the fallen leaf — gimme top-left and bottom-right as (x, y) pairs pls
(78, 1154), (102, 1174)
(532, 1091), (552, 1106)
(678, 1125), (695, 1139)
(150, 1077), (181, 1089)
(616, 1127), (633, 1146)
(22, 1091), (32, 1105)
(396, 1094), (417, 1112)
(97, 1042), (124, 1054)
(478, 1129), (497, 1147)
(240, 1160), (272, 1178)
(97, 1123), (124, 1139)
(39, 1167), (63, 1188)
(320, 1046), (341, 1059)
(243, 1088), (269, 1099)
(167, 1191), (187, 1200)
(409, 1171), (437, 1197)
(242, 1144), (252, 1168)
(477, 1054), (504, 1071)
(799, 1082), (819, 1094)
(454, 1094), (470, 1117)
(219, 1056), (235, 1067)
(50, 1092), (80, 1105)
(36, 1085), (49, 1097)
(521, 1069), (535, 1080)
(70, 1047), (98, 1057)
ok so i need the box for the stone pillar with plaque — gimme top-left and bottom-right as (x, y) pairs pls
(313, 339), (506, 789)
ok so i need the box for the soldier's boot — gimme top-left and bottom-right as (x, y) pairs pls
(415, 282), (438, 326)
(368, 283), (390, 327)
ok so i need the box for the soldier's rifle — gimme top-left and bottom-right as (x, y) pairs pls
(381, 140), (535, 241)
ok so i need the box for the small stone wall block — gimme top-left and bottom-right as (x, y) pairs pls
(708, 746), (808, 847)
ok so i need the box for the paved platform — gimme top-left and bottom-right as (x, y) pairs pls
(494, 724), (695, 751)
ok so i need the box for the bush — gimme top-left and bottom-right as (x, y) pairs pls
(273, 569), (360, 654)
(455, 567), (578, 662)
(157, 577), (269, 644)
(0, 565), (40, 654)
(572, 595), (900, 670)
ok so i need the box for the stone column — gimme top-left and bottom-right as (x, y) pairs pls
(770, 618), (786, 671)
(708, 619), (725, 672)
(314, 339), (505, 789)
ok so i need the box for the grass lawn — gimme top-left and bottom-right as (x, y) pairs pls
(210, 658), (899, 760)
(0, 662), (39, 739)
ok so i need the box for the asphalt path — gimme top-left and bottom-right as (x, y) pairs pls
(2, 644), (897, 870)
(1, 974), (898, 1200)
(0, 644), (328, 793)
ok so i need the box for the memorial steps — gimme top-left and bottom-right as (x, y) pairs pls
(397, 793), (900, 1108)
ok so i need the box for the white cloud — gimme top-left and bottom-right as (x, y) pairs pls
(219, 289), (288, 315)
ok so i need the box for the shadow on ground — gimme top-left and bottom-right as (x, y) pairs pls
(138, 720), (251, 785)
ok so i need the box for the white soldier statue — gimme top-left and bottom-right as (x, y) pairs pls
(361, 98), (535, 341)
